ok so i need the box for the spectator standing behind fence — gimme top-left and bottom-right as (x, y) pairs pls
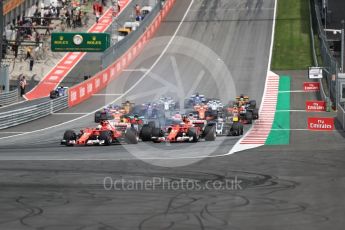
(135, 4), (141, 21)
(25, 47), (32, 60)
(95, 11), (100, 23)
(29, 57), (34, 71)
(19, 76), (28, 97)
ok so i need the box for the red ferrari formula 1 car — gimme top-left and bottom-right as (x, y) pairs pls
(140, 116), (216, 143)
(61, 120), (138, 146)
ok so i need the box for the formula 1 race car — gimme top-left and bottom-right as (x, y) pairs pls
(157, 97), (177, 112)
(61, 120), (138, 146)
(94, 101), (136, 123)
(215, 116), (244, 136)
(226, 95), (259, 124)
(185, 93), (207, 107)
(94, 105), (126, 123)
(50, 86), (68, 99)
(235, 95), (259, 120)
(207, 99), (224, 113)
(140, 116), (216, 143)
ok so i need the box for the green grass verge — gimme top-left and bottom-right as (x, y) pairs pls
(271, 0), (313, 70)
(265, 76), (291, 145)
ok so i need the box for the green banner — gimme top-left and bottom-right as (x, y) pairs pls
(51, 32), (110, 52)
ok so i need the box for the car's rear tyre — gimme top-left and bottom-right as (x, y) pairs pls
(252, 108), (259, 120)
(249, 100), (256, 109)
(204, 125), (216, 141)
(188, 128), (199, 142)
(152, 127), (164, 143)
(245, 111), (253, 124)
(140, 124), (152, 141)
(50, 90), (58, 99)
(99, 131), (112, 146)
(125, 128), (139, 144)
(231, 123), (240, 136)
(148, 121), (156, 128)
(95, 111), (101, 123)
(63, 130), (76, 146)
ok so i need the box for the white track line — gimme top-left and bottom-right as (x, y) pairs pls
(52, 113), (89, 115)
(0, 0), (194, 141)
(123, 68), (148, 72)
(0, 132), (28, 134)
(267, 0), (278, 75)
(279, 90), (305, 93)
(276, 110), (305, 112)
(0, 153), (238, 161)
(93, 94), (124, 96)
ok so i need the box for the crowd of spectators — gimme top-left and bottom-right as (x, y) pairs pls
(2, 0), (105, 61)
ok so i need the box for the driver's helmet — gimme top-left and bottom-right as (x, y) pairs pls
(233, 116), (239, 122)
(195, 92), (199, 97)
(182, 115), (188, 122)
(100, 120), (107, 126)
(97, 124), (102, 129)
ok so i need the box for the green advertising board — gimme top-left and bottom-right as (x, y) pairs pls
(51, 32), (110, 52)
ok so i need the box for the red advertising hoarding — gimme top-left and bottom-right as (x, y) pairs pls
(307, 117), (334, 131)
(303, 82), (320, 91)
(306, 100), (326, 112)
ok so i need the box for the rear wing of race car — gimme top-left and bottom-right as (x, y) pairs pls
(113, 122), (130, 126)
(191, 120), (207, 125)
(235, 96), (249, 101)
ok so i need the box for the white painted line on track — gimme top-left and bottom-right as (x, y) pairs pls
(0, 0), (195, 141)
(52, 113), (89, 115)
(267, 0), (278, 75)
(276, 110), (305, 112)
(0, 153), (238, 161)
(279, 90), (305, 93)
(0, 132), (28, 134)
(123, 68), (148, 72)
(93, 94), (124, 96)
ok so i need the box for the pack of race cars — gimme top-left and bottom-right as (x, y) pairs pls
(61, 94), (259, 146)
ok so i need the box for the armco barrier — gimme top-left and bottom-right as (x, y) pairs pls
(68, 0), (176, 107)
(0, 89), (19, 107)
(0, 96), (68, 129)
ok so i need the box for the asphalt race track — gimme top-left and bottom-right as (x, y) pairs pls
(2, 0), (345, 229)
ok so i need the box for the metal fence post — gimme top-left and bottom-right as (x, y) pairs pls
(341, 28), (344, 73)
(0, 0), (3, 66)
